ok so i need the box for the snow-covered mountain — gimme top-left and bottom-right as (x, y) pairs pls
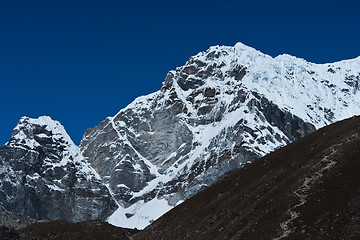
(80, 42), (360, 229)
(0, 116), (117, 222)
(1, 42), (359, 229)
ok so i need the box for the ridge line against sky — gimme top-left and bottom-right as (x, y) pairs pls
(1, 0), (359, 145)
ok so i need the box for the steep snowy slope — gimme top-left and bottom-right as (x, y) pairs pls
(80, 42), (360, 229)
(0, 116), (117, 221)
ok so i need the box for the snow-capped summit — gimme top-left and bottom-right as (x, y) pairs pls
(0, 116), (117, 222)
(7, 116), (99, 179)
(80, 42), (360, 229)
(1, 42), (359, 229)
(8, 116), (75, 150)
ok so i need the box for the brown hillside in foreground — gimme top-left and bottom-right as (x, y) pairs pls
(135, 116), (360, 240)
(0, 220), (138, 240)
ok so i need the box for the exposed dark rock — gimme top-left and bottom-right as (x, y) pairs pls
(135, 116), (360, 240)
(249, 93), (316, 142)
(0, 210), (36, 230)
(0, 226), (19, 240)
(15, 220), (138, 240)
(0, 117), (117, 222)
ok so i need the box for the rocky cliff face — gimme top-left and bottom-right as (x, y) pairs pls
(80, 43), (360, 228)
(0, 116), (117, 222)
(135, 116), (360, 240)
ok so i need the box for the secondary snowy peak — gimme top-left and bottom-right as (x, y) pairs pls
(6, 116), (98, 177)
(8, 116), (76, 150)
(0, 116), (117, 222)
(80, 42), (360, 229)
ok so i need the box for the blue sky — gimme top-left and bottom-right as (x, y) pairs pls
(1, 0), (359, 145)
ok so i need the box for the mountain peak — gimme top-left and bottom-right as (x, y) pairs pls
(2, 43), (360, 229)
(7, 116), (74, 150)
(6, 115), (101, 178)
(0, 116), (118, 221)
(79, 42), (360, 229)
(234, 41), (265, 56)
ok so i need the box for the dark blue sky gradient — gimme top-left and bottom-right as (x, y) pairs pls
(1, 0), (359, 145)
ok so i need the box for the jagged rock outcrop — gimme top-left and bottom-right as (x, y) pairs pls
(0, 116), (117, 222)
(80, 43), (360, 228)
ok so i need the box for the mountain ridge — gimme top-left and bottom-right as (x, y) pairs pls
(1, 42), (359, 229)
(79, 42), (360, 228)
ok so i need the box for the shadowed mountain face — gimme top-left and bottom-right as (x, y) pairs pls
(135, 116), (360, 240)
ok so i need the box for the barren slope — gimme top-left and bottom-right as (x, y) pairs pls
(0, 220), (139, 240)
(135, 116), (360, 240)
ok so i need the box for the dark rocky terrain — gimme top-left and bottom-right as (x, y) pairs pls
(135, 116), (360, 240)
(0, 220), (138, 240)
(0, 210), (37, 230)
